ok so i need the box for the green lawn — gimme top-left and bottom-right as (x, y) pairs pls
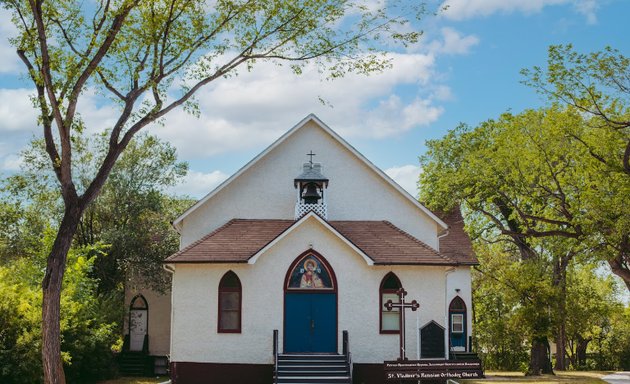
(98, 371), (614, 384)
(461, 370), (612, 383)
(97, 377), (169, 384)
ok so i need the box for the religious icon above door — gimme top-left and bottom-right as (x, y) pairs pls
(286, 254), (334, 290)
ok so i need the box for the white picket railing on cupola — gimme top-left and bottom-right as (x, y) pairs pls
(295, 202), (328, 220)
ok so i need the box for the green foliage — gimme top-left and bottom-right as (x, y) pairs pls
(0, 230), (121, 384)
(471, 242), (630, 371)
(521, 44), (630, 289)
(3, 132), (191, 293)
(419, 102), (629, 371)
(420, 105), (628, 280)
(472, 243), (529, 371)
(593, 306), (630, 370)
(74, 133), (190, 293)
(564, 263), (625, 370)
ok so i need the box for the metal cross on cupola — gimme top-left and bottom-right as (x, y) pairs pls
(306, 150), (316, 164)
(384, 287), (420, 361)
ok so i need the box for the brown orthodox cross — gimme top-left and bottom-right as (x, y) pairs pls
(384, 287), (419, 361)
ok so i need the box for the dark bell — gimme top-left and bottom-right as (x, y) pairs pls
(303, 183), (321, 204)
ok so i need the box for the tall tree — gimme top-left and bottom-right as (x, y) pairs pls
(419, 106), (627, 373)
(2, 1), (428, 382)
(522, 45), (630, 288)
(9, 132), (190, 293)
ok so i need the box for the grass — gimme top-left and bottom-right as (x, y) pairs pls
(97, 371), (618, 384)
(96, 377), (169, 384)
(461, 370), (612, 383)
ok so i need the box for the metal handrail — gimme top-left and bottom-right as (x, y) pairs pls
(343, 330), (352, 383)
(273, 329), (279, 384)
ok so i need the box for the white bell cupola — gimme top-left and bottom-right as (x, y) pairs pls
(294, 152), (329, 219)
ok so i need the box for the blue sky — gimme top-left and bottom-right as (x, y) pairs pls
(0, 0), (629, 198)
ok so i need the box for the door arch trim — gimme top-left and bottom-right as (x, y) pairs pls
(284, 249), (338, 293)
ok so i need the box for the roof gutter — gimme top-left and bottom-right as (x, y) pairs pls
(163, 263), (175, 274)
(437, 227), (450, 253)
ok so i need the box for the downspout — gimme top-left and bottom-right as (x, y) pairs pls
(439, 224), (453, 359)
(437, 228), (450, 252)
(166, 220), (180, 380)
(163, 263), (175, 377)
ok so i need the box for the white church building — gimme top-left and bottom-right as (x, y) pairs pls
(124, 114), (478, 384)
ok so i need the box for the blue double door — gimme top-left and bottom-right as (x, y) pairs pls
(284, 293), (336, 353)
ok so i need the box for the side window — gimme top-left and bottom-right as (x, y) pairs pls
(218, 271), (241, 333)
(451, 314), (464, 333)
(380, 272), (402, 333)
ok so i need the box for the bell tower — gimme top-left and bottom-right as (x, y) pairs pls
(294, 151), (329, 219)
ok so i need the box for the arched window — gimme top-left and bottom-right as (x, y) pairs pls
(218, 271), (241, 333)
(130, 294), (148, 310)
(380, 272), (402, 333)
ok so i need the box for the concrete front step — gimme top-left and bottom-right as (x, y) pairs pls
(275, 354), (350, 384)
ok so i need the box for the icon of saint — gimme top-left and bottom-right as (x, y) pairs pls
(300, 259), (324, 288)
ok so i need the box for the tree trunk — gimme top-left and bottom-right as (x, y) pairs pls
(576, 335), (590, 368)
(555, 326), (567, 371)
(42, 204), (82, 384)
(528, 337), (553, 375)
(553, 259), (568, 371)
(607, 237), (630, 292)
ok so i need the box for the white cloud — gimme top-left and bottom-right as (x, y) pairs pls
(75, 89), (123, 134)
(0, 8), (21, 74)
(1, 154), (23, 171)
(433, 85), (454, 101)
(168, 169), (229, 198)
(429, 27), (479, 55)
(0, 41), (451, 167)
(440, 0), (565, 19)
(573, 0), (598, 24)
(0, 87), (119, 135)
(152, 52), (445, 159)
(439, 0), (599, 23)
(385, 164), (422, 198)
(0, 88), (37, 132)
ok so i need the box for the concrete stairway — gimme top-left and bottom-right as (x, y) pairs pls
(275, 354), (351, 384)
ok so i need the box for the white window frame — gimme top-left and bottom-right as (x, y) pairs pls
(451, 313), (464, 333)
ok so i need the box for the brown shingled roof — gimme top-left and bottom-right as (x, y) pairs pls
(328, 221), (455, 265)
(436, 207), (478, 265)
(165, 219), (294, 263)
(166, 217), (461, 265)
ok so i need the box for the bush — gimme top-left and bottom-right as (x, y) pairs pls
(0, 234), (122, 383)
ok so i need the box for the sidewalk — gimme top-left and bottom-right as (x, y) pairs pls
(602, 372), (630, 384)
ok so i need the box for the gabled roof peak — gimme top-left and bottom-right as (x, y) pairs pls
(172, 114), (447, 231)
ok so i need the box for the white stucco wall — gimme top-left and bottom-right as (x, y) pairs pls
(170, 216), (449, 364)
(124, 288), (172, 356)
(178, 120), (440, 249)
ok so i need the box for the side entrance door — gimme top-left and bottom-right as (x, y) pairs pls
(129, 309), (148, 351)
(285, 292), (336, 353)
(129, 295), (148, 352)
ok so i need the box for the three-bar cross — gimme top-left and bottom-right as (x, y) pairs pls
(384, 287), (420, 361)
